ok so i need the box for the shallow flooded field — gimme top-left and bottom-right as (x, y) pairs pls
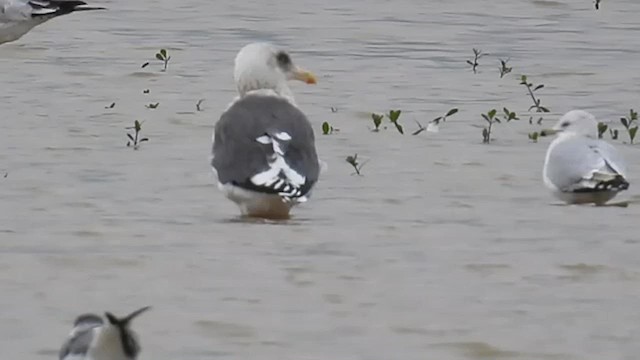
(2, 0), (640, 359)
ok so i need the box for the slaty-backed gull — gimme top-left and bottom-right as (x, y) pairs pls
(211, 42), (320, 219)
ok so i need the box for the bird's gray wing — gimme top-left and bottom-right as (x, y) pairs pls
(59, 326), (96, 360)
(546, 136), (628, 192)
(0, 0), (32, 22)
(211, 95), (320, 200)
(592, 138), (627, 177)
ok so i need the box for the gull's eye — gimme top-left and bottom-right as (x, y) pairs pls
(276, 52), (292, 67)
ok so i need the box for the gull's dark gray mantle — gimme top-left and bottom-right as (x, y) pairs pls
(212, 94), (320, 200)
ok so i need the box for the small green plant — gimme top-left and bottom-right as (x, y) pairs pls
(597, 122), (608, 139)
(196, 99), (205, 111)
(105, 102), (115, 109)
(145, 102), (159, 109)
(466, 48), (483, 74)
(387, 110), (403, 134)
(321, 121), (339, 135)
(126, 120), (149, 150)
(520, 75), (549, 113)
(345, 154), (368, 176)
(371, 113), (384, 132)
(156, 49), (171, 71)
(498, 58), (512, 78)
(620, 109), (638, 144)
(481, 109), (499, 144)
(413, 108), (459, 135)
(528, 132), (539, 143)
(500, 107), (519, 122)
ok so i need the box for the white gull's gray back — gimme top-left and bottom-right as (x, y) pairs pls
(542, 110), (629, 205)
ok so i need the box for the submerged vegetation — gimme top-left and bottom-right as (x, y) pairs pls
(481, 109), (499, 144)
(141, 49), (171, 71)
(345, 154), (367, 176)
(466, 48), (483, 74)
(388, 110), (403, 134)
(620, 109), (638, 144)
(369, 110), (404, 134)
(126, 120), (149, 150)
(371, 113), (384, 132)
(156, 49), (171, 71)
(520, 75), (549, 116)
(498, 58), (512, 78)
(321, 121), (338, 135)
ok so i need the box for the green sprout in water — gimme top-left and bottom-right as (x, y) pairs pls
(145, 102), (159, 109)
(528, 131), (539, 143)
(387, 110), (403, 134)
(155, 49), (171, 71)
(498, 58), (512, 78)
(413, 108), (459, 135)
(345, 153), (368, 176)
(126, 120), (149, 150)
(466, 48), (483, 74)
(597, 122), (608, 139)
(481, 108), (499, 144)
(619, 108), (638, 144)
(500, 107), (519, 122)
(321, 121), (339, 135)
(520, 75), (549, 114)
(371, 113), (384, 132)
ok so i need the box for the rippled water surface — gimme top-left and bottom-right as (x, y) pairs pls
(2, 0), (640, 359)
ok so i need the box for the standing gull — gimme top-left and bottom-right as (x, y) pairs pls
(541, 110), (629, 205)
(211, 42), (320, 219)
(58, 306), (150, 360)
(0, 0), (104, 45)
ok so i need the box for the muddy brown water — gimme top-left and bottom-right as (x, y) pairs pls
(2, 0), (640, 359)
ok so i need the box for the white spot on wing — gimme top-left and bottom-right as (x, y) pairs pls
(250, 132), (308, 200)
(274, 132), (291, 141)
(256, 135), (272, 144)
(272, 141), (284, 156)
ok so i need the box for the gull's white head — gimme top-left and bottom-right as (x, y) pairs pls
(541, 110), (599, 138)
(233, 42), (317, 99)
